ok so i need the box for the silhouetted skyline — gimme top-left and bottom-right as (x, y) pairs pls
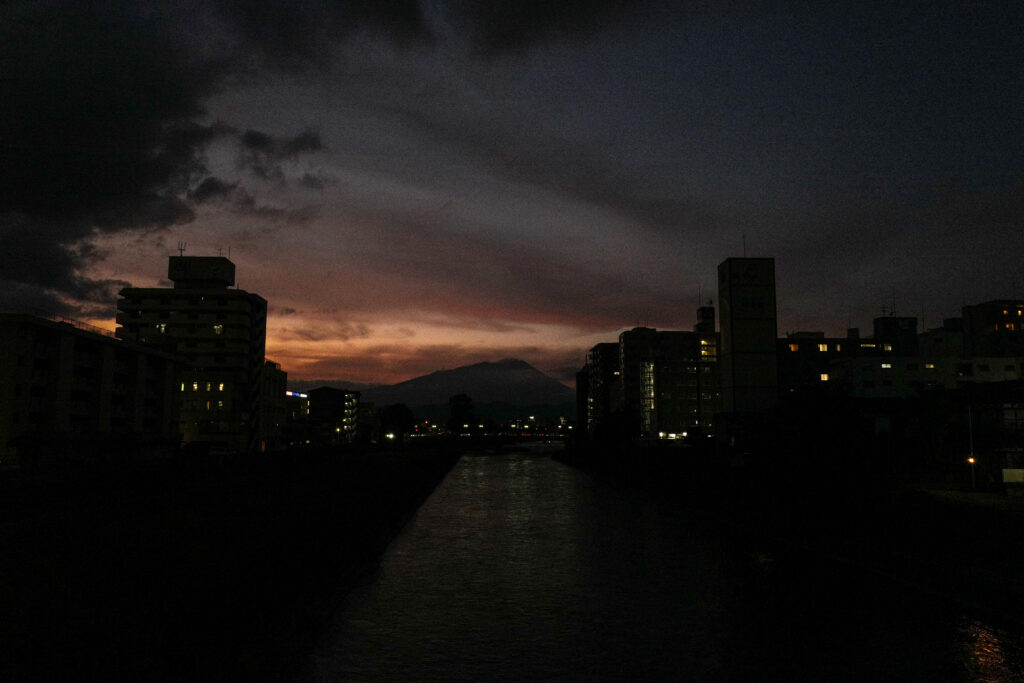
(2, 1), (1021, 385)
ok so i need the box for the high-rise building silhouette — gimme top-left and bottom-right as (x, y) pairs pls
(718, 257), (778, 414)
(116, 256), (278, 453)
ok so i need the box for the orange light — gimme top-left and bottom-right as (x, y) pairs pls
(967, 457), (976, 464)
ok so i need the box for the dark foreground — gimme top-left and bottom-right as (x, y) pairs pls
(302, 444), (1024, 682)
(0, 448), (459, 681)
(559, 442), (1024, 629)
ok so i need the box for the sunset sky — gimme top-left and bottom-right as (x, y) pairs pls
(2, 1), (1022, 386)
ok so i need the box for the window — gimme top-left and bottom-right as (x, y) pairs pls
(836, 344), (842, 352)
(788, 343), (799, 352)
(820, 373), (829, 382)
(218, 382), (225, 392)
(883, 343), (893, 352)
(213, 324), (224, 335)
(925, 363), (936, 369)
(180, 382), (185, 392)
(818, 344), (828, 352)
(881, 363), (892, 369)
(192, 382), (198, 391)
(206, 382), (212, 391)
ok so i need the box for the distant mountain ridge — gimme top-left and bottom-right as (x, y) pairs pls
(361, 359), (573, 407)
(287, 359), (575, 419)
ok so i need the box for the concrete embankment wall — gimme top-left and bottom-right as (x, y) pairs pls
(0, 448), (459, 681)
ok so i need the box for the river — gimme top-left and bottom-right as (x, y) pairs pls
(297, 443), (1024, 681)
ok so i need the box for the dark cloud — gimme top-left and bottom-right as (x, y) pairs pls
(239, 129), (325, 182)
(210, 0), (429, 69)
(300, 173), (327, 190)
(188, 177), (239, 203)
(0, 0), (420, 311)
(231, 189), (319, 224)
(275, 323), (372, 343)
(451, 0), (645, 54)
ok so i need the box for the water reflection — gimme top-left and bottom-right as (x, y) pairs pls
(961, 618), (1022, 682)
(300, 448), (1024, 682)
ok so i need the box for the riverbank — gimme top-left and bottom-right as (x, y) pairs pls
(0, 448), (459, 681)
(558, 442), (1024, 628)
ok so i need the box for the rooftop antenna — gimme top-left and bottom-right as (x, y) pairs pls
(177, 241), (187, 256)
(217, 247), (223, 257)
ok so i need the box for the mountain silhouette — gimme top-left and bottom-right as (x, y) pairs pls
(360, 359), (573, 408)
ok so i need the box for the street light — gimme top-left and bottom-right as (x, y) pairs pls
(967, 456), (976, 490)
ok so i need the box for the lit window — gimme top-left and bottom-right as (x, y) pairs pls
(861, 343), (876, 349)
(836, 344), (842, 352)
(180, 382), (185, 392)
(1007, 324), (1016, 331)
(205, 401), (211, 410)
(218, 382), (225, 392)
(206, 382), (211, 392)
(818, 344), (828, 352)
(820, 373), (829, 382)
(213, 324), (223, 335)
(925, 363), (935, 369)
(192, 382), (198, 391)
(217, 400), (224, 408)
(156, 323), (166, 333)
(788, 343), (799, 352)
(1004, 310), (1009, 315)
(881, 363), (892, 369)
(883, 344), (893, 352)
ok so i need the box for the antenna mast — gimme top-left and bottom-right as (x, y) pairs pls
(177, 241), (187, 256)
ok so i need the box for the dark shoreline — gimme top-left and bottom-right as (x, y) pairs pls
(1, 448), (460, 681)
(556, 442), (1024, 629)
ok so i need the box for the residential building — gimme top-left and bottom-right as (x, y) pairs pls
(0, 313), (183, 464)
(115, 256), (274, 453)
(308, 386), (360, 445)
(962, 300), (1024, 358)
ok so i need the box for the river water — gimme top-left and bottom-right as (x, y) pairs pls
(298, 444), (1024, 682)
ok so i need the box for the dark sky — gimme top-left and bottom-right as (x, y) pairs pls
(2, 0), (1021, 384)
